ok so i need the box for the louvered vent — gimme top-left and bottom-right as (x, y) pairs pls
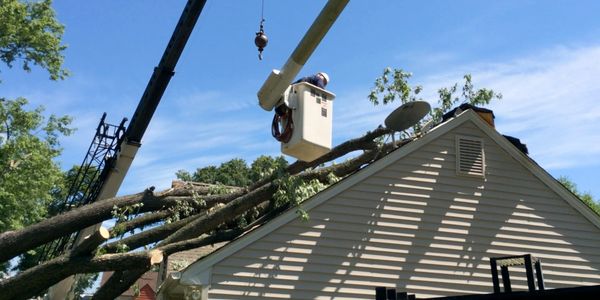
(456, 136), (485, 177)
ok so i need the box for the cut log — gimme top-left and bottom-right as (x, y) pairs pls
(70, 226), (110, 257)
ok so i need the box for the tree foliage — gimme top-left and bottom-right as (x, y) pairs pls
(0, 0), (72, 231)
(368, 67), (502, 136)
(0, 97), (73, 232)
(368, 68), (422, 106)
(0, 0), (68, 80)
(558, 176), (600, 216)
(176, 155), (288, 187)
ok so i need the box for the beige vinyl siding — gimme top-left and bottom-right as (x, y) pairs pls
(208, 121), (600, 299)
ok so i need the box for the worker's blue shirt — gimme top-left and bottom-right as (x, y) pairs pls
(294, 75), (326, 89)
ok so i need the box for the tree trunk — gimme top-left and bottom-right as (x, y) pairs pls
(0, 251), (163, 300)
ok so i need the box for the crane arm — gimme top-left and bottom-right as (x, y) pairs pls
(257, 0), (350, 111)
(48, 1), (208, 299)
(126, 0), (208, 143)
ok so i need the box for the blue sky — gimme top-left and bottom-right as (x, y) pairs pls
(3, 0), (600, 200)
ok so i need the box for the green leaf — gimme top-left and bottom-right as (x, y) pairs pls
(0, 0), (69, 81)
(0, 97), (73, 231)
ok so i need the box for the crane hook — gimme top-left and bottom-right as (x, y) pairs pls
(255, 19), (268, 60)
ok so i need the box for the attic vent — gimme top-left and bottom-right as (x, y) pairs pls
(456, 136), (485, 177)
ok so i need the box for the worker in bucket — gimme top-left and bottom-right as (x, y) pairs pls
(294, 72), (329, 89)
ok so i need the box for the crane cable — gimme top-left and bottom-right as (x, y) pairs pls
(255, 0), (268, 60)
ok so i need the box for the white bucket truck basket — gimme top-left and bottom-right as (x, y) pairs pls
(281, 82), (336, 162)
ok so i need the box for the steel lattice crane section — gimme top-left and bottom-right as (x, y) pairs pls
(39, 113), (127, 262)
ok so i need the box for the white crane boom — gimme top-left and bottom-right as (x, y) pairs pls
(257, 0), (350, 111)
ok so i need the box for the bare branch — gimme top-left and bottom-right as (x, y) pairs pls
(104, 214), (198, 253)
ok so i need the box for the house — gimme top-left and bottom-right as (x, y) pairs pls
(157, 107), (600, 299)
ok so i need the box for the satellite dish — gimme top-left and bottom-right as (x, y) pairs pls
(384, 101), (431, 131)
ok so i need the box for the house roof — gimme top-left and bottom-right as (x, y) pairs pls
(159, 108), (600, 293)
(101, 270), (159, 296)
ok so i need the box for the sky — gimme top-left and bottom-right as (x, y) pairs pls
(3, 0), (600, 201)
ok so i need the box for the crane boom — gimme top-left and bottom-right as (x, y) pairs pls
(48, 1), (208, 299)
(126, 0), (207, 143)
(257, 0), (349, 111)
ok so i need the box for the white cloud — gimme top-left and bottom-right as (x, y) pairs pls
(333, 88), (398, 140)
(333, 45), (600, 171)
(470, 46), (600, 169)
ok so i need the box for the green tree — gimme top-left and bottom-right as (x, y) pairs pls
(176, 156), (288, 187)
(0, 0), (68, 80)
(214, 158), (251, 186)
(250, 155), (288, 182)
(8, 165), (98, 298)
(558, 176), (600, 216)
(0, 97), (73, 231)
(192, 165), (218, 183)
(0, 0), (70, 232)
(368, 67), (502, 135)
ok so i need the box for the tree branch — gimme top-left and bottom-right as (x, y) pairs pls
(161, 143), (393, 246)
(103, 214), (198, 254)
(0, 250), (163, 300)
(251, 126), (390, 189)
(70, 226), (109, 257)
(0, 188), (197, 263)
(0, 127), (389, 263)
(109, 210), (173, 238)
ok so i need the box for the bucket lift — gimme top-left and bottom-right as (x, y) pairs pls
(257, 0), (349, 161)
(277, 82), (336, 162)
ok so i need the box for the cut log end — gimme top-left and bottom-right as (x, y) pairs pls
(97, 227), (110, 239)
(149, 250), (164, 265)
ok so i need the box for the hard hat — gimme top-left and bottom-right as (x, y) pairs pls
(318, 72), (329, 84)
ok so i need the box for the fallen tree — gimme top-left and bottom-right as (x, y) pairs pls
(0, 126), (400, 300)
(0, 70), (502, 299)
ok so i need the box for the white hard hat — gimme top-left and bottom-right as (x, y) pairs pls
(318, 72), (329, 84)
